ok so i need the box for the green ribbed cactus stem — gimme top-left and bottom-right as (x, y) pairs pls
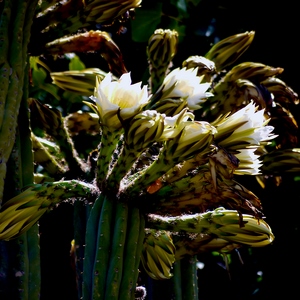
(0, 1), (40, 299)
(82, 193), (106, 300)
(106, 145), (140, 190)
(180, 256), (199, 300)
(0, 0), (38, 204)
(119, 207), (145, 300)
(172, 261), (183, 300)
(91, 195), (116, 299)
(73, 200), (92, 299)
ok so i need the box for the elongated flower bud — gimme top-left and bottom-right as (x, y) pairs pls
(147, 207), (274, 248)
(0, 180), (98, 240)
(147, 29), (179, 93)
(146, 162), (263, 217)
(29, 98), (63, 137)
(173, 233), (241, 260)
(260, 148), (300, 174)
(261, 77), (299, 106)
(51, 68), (109, 96)
(205, 31), (255, 71)
(85, 0), (142, 25)
(47, 31), (127, 76)
(141, 230), (176, 280)
(164, 120), (216, 162)
(224, 62), (284, 83)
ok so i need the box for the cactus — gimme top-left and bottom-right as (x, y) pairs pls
(1, 1), (299, 299)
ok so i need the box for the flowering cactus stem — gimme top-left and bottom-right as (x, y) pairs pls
(106, 145), (140, 189)
(96, 127), (123, 188)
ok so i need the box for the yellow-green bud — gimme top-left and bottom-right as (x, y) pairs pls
(147, 28), (179, 69)
(141, 230), (176, 280)
(147, 28), (179, 93)
(85, 0), (142, 25)
(224, 62), (284, 83)
(205, 31), (255, 71)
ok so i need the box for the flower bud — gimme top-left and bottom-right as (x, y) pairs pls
(147, 28), (179, 93)
(205, 31), (255, 71)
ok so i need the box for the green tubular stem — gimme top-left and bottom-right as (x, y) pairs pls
(73, 200), (89, 300)
(104, 201), (129, 300)
(106, 146), (140, 190)
(82, 193), (105, 300)
(181, 256), (199, 300)
(92, 195), (115, 299)
(119, 207), (145, 300)
(19, 53), (40, 299)
(172, 261), (183, 300)
(0, 0), (36, 204)
(96, 128), (122, 188)
(134, 212), (145, 278)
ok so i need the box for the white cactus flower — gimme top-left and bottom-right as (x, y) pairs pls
(215, 101), (277, 150)
(90, 72), (150, 129)
(160, 67), (213, 110)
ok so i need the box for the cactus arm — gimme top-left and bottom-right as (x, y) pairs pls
(180, 256), (199, 300)
(104, 201), (129, 299)
(172, 261), (183, 300)
(82, 193), (105, 300)
(119, 207), (144, 300)
(92, 195), (116, 299)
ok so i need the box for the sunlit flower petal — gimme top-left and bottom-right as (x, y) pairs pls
(214, 101), (277, 150)
(90, 72), (150, 129)
(234, 148), (262, 175)
(159, 67), (213, 110)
